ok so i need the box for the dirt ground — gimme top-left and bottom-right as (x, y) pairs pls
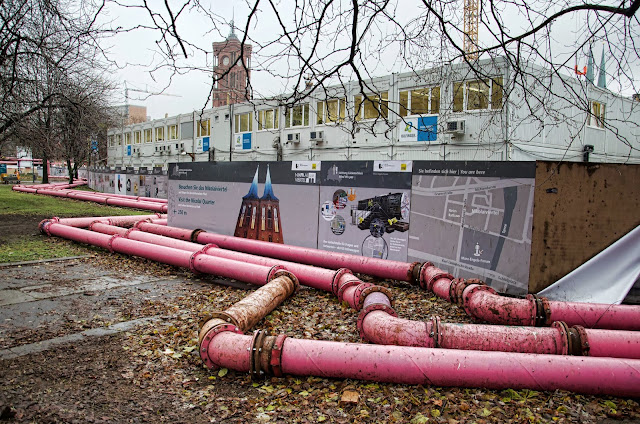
(0, 214), (46, 245)
(1, 219), (639, 422)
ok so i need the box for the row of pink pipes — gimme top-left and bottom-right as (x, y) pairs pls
(38, 216), (640, 397)
(13, 181), (168, 213)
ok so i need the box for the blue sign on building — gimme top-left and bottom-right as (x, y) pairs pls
(417, 116), (438, 142)
(127, 145), (132, 156)
(242, 133), (251, 150)
(203, 137), (210, 152)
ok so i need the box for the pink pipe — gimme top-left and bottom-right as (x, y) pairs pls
(206, 331), (640, 397)
(136, 224), (418, 282)
(56, 189), (167, 204)
(50, 214), (163, 228)
(42, 222), (284, 286)
(358, 310), (640, 359)
(420, 264), (640, 331)
(149, 218), (167, 225)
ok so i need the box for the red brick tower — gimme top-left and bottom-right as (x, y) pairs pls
(234, 166), (260, 239)
(212, 21), (253, 107)
(257, 165), (283, 243)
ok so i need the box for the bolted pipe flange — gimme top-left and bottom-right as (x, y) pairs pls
(191, 228), (205, 243)
(527, 294), (551, 327)
(350, 283), (375, 310)
(331, 268), (353, 296)
(249, 329), (269, 381)
(266, 265), (286, 284)
(571, 325), (590, 356)
(199, 312), (240, 329)
(356, 285), (394, 311)
(200, 243), (219, 254)
(417, 262), (434, 290)
(448, 278), (465, 304)
(269, 334), (288, 377)
(357, 303), (397, 341)
(408, 262), (422, 285)
(189, 249), (206, 275)
(39, 218), (56, 235)
(124, 227), (139, 237)
(107, 234), (122, 253)
(271, 269), (300, 295)
(337, 278), (362, 304)
(453, 279), (484, 305)
(551, 321), (571, 355)
(199, 322), (243, 370)
(427, 315), (442, 348)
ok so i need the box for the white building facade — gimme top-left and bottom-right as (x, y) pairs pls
(107, 57), (640, 168)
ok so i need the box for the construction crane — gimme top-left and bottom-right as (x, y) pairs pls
(464, 0), (479, 60)
(124, 81), (182, 107)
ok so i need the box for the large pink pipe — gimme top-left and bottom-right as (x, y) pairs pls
(135, 223), (419, 282)
(358, 310), (640, 359)
(57, 189), (167, 204)
(42, 222), (284, 286)
(46, 214), (163, 228)
(420, 264), (640, 331)
(206, 331), (640, 397)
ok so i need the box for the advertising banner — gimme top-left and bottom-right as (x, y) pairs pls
(115, 170), (126, 195)
(318, 161), (412, 261)
(167, 161), (320, 248)
(408, 161), (536, 294)
(138, 167), (152, 198)
(152, 167), (167, 198)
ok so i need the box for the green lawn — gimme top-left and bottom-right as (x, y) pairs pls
(0, 185), (150, 263)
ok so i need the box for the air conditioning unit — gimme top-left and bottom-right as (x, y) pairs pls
(310, 131), (324, 142)
(445, 120), (465, 134)
(287, 133), (300, 143)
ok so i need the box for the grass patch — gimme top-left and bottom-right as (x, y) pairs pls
(0, 185), (149, 217)
(0, 237), (86, 263)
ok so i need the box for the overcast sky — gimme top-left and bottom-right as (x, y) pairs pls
(100, 1), (638, 120)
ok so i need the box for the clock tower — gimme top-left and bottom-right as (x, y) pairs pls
(212, 21), (253, 108)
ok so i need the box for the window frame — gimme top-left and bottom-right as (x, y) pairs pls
(115, 134), (122, 146)
(155, 127), (164, 142)
(134, 130), (142, 144)
(234, 112), (253, 133)
(317, 98), (347, 125)
(587, 100), (606, 129)
(197, 119), (211, 137)
(398, 86), (440, 117)
(144, 128), (152, 143)
(453, 77), (503, 112)
(168, 124), (179, 140)
(284, 103), (310, 128)
(354, 92), (389, 121)
(125, 133), (131, 145)
(257, 108), (280, 131)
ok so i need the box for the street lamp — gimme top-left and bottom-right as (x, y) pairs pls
(180, 150), (196, 162)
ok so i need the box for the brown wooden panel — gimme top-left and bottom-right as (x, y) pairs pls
(529, 161), (640, 293)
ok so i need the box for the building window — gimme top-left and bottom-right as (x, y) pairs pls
(257, 108), (279, 130)
(134, 131), (142, 144)
(224, 114), (230, 121)
(214, 115), (220, 123)
(284, 104), (309, 128)
(115, 134), (122, 146)
(453, 77), (503, 112)
(354, 92), (389, 121)
(144, 129), (152, 143)
(317, 98), (346, 124)
(399, 87), (440, 117)
(155, 127), (164, 141)
(234, 112), (253, 133)
(169, 124), (179, 140)
(588, 101), (605, 128)
(197, 119), (210, 137)
(108, 136), (114, 147)
(125, 133), (131, 145)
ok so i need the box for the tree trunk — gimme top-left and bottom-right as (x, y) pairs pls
(42, 153), (49, 184)
(66, 158), (73, 184)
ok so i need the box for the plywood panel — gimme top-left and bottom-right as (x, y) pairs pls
(529, 161), (640, 293)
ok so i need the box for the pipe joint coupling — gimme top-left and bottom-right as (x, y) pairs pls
(107, 234), (121, 253)
(355, 285), (394, 311)
(527, 294), (551, 327)
(124, 227), (139, 237)
(269, 334), (288, 377)
(427, 315), (442, 348)
(336, 278), (362, 304)
(249, 329), (270, 380)
(270, 269), (300, 295)
(331, 268), (353, 296)
(199, 321), (243, 370)
(416, 262), (434, 290)
(450, 278), (485, 305)
(357, 303), (397, 341)
(408, 262), (422, 285)
(39, 218), (57, 235)
(190, 228), (205, 243)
